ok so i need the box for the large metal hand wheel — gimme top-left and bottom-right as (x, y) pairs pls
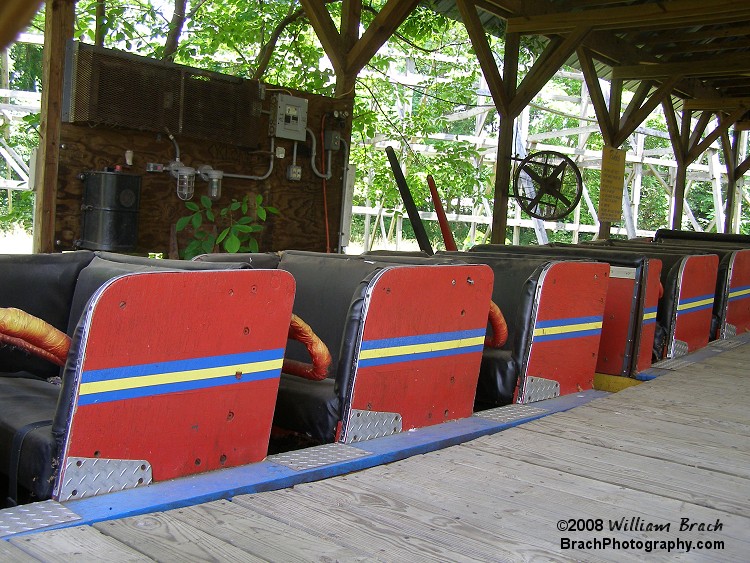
(512, 150), (583, 221)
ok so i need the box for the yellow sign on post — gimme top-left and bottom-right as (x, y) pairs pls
(599, 146), (627, 223)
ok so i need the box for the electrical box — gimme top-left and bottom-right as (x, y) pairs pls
(287, 165), (302, 181)
(324, 130), (341, 151)
(269, 94), (308, 141)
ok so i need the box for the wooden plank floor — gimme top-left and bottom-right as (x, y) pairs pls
(4, 344), (749, 562)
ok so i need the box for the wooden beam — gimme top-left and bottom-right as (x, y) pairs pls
(683, 97), (750, 111)
(33, 0), (75, 253)
(510, 26), (591, 117)
(661, 97), (685, 164)
(336, 0), (361, 98)
(666, 105), (693, 229)
(652, 37), (750, 56)
(622, 81), (653, 123)
(609, 77), (623, 137)
(573, 31), (705, 102)
(490, 31), (519, 245)
(721, 129), (737, 232)
(346, 0), (420, 75)
(472, 0), (517, 18)
(613, 53), (750, 80)
(687, 111), (712, 152)
(638, 23), (750, 45)
(300, 0), (345, 74)
(576, 46), (614, 145)
(614, 75), (680, 147)
(687, 106), (748, 163)
(737, 154), (750, 178)
(341, 0), (361, 52)
(0, 0), (43, 50)
(474, 0), (545, 18)
(598, 76), (622, 240)
(456, 0), (509, 116)
(506, 1), (750, 35)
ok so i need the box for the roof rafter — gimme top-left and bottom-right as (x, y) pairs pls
(505, 1), (750, 35)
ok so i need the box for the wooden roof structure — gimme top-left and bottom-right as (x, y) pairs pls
(303, 0), (750, 241)
(19, 1), (750, 249)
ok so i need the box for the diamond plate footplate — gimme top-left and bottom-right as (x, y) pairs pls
(724, 323), (738, 339)
(57, 457), (152, 502)
(710, 337), (745, 351)
(473, 403), (548, 423)
(343, 409), (402, 443)
(519, 376), (560, 403)
(651, 356), (696, 371)
(268, 443), (370, 471)
(668, 338), (689, 359)
(0, 500), (81, 537)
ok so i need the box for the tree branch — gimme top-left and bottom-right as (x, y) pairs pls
(252, 6), (305, 80)
(162, 0), (187, 61)
(360, 4), (460, 55)
(95, 1), (105, 47)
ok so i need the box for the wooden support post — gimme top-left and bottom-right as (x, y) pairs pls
(723, 129), (741, 233)
(336, 0), (360, 99)
(671, 161), (688, 230)
(489, 33), (519, 244)
(597, 78), (622, 240)
(33, 0), (75, 253)
(709, 150), (725, 232)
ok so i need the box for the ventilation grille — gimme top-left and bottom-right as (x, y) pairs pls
(63, 42), (262, 148)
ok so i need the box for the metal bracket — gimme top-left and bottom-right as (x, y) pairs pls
(668, 338), (689, 358)
(609, 266), (636, 279)
(519, 376), (560, 403)
(57, 457), (152, 502)
(343, 409), (402, 443)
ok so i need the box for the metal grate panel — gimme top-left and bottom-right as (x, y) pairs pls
(64, 42), (262, 147)
(668, 338), (689, 358)
(474, 403), (548, 423)
(0, 501), (81, 537)
(57, 457), (152, 502)
(519, 376), (561, 403)
(343, 409), (402, 443)
(651, 356), (696, 370)
(268, 443), (369, 471)
(710, 337), (744, 351)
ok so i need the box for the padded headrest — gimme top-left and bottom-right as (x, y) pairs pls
(364, 250), (431, 259)
(439, 252), (550, 354)
(279, 251), (384, 372)
(469, 244), (647, 268)
(192, 252), (282, 269)
(0, 250), (94, 378)
(66, 255), (245, 336)
(655, 228), (750, 246)
(650, 240), (742, 255)
(95, 251), (251, 269)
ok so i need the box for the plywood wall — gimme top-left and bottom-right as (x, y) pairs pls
(55, 86), (352, 257)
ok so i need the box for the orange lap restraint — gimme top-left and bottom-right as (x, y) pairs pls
(0, 308), (71, 366)
(485, 300), (508, 348)
(283, 314), (332, 381)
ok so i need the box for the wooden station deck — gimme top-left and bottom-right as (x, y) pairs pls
(3, 342), (749, 562)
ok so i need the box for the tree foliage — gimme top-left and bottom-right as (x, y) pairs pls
(5, 1), (750, 241)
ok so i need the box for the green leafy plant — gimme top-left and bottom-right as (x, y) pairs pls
(176, 193), (278, 259)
